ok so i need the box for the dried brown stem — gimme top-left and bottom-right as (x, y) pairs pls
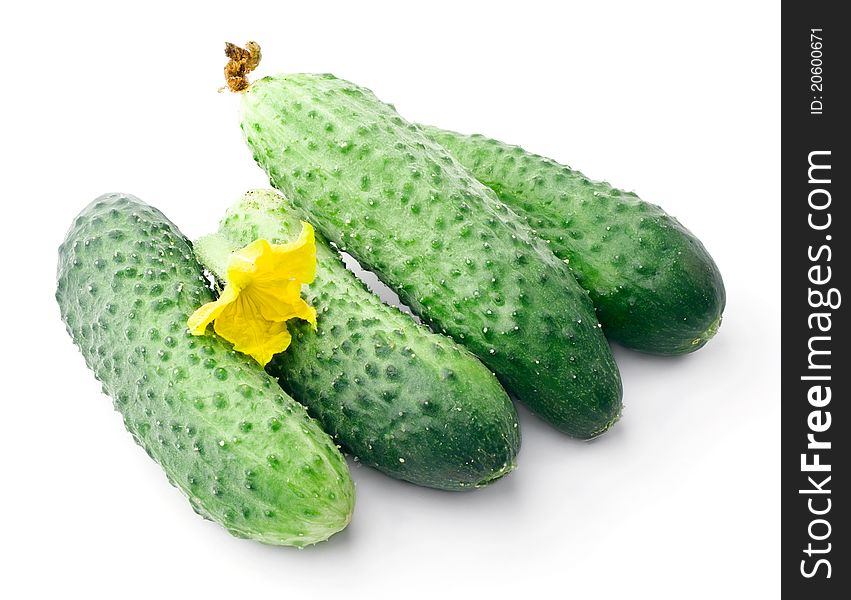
(223, 41), (262, 92)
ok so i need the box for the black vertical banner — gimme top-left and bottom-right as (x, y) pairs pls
(782, 3), (849, 597)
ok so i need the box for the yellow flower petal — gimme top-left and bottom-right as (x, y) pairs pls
(186, 223), (318, 366)
(226, 223), (316, 288)
(291, 296), (318, 330)
(265, 222), (316, 284)
(212, 298), (294, 366)
(187, 285), (240, 335)
(225, 238), (273, 289)
(243, 281), (308, 322)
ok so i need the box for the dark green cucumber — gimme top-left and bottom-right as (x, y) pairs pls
(194, 189), (520, 491)
(237, 74), (623, 438)
(421, 126), (726, 355)
(56, 193), (354, 546)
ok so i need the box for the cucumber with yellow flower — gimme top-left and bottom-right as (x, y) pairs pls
(192, 189), (520, 491)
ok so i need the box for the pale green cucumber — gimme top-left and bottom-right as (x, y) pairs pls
(56, 193), (354, 546)
(236, 74), (623, 438)
(195, 189), (520, 490)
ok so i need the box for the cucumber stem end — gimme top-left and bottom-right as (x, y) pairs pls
(223, 41), (261, 93)
(690, 314), (722, 349)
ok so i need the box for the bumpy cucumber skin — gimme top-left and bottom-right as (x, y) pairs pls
(56, 194), (354, 546)
(195, 190), (520, 491)
(421, 127), (726, 355)
(239, 75), (623, 438)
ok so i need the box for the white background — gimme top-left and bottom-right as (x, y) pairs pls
(1, 1), (780, 598)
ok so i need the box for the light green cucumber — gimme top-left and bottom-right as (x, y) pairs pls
(195, 189), (520, 491)
(235, 73), (622, 438)
(56, 193), (354, 546)
(421, 126), (726, 355)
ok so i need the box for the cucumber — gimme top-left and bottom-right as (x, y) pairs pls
(236, 74), (623, 438)
(56, 193), (354, 546)
(421, 127), (726, 355)
(194, 189), (520, 491)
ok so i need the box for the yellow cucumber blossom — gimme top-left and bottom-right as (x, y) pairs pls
(187, 222), (318, 366)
